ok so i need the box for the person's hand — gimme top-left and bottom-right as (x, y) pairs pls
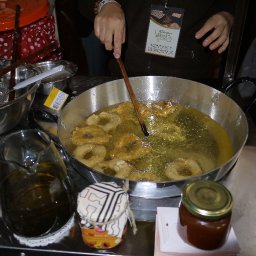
(195, 11), (234, 54)
(94, 3), (125, 59)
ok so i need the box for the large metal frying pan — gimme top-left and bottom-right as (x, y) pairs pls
(57, 76), (248, 199)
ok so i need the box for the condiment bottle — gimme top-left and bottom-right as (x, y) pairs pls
(77, 182), (136, 249)
(177, 180), (233, 250)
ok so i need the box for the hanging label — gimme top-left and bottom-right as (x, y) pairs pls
(44, 87), (69, 111)
(145, 5), (184, 58)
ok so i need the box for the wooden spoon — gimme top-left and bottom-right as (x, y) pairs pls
(117, 58), (149, 136)
(9, 5), (21, 101)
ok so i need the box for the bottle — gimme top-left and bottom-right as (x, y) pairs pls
(177, 180), (232, 250)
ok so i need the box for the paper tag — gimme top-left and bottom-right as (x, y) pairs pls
(145, 5), (184, 58)
(44, 87), (69, 111)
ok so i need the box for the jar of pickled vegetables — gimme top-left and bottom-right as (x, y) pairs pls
(77, 182), (136, 249)
(177, 180), (233, 250)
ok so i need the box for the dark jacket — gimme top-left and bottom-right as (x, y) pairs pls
(79, 0), (235, 84)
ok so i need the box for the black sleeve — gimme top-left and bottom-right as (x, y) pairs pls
(211, 0), (236, 16)
(78, 0), (96, 22)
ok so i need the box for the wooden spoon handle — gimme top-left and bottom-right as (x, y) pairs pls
(117, 58), (149, 136)
(9, 5), (21, 101)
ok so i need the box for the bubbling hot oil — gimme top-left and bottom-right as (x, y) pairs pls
(71, 101), (234, 182)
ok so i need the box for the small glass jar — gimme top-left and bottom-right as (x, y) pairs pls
(77, 182), (133, 249)
(177, 180), (233, 250)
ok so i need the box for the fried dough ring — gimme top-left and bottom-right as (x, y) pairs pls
(110, 102), (133, 115)
(86, 112), (121, 132)
(182, 152), (216, 172)
(95, 159), (134, 179)
(71, 125), (111, 145)
(164, 158), (203, 180)
(73, 144), (107, 168)
(110, 133), (151, 160)
(110, 101), (138, 123)
(140, 101), (174, 117)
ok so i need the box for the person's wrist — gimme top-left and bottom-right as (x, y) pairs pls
(97, 0), (121, 13)
(219, 11), (234, 26)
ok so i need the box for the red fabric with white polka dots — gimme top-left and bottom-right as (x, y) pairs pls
(0, 15), (62, 62)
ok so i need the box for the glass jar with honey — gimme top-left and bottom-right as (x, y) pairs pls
(177, 180), (233, 250)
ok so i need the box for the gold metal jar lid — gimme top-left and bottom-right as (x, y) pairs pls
(181, 180), (233, 220)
